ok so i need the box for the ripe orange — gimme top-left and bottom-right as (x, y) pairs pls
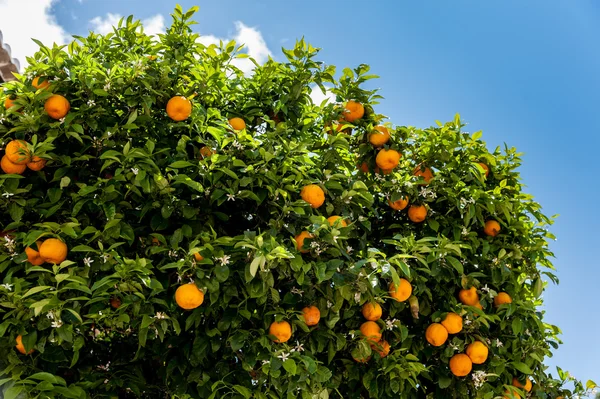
(302, 306), (321, 326)
(193, 252), (204, 262)
(5, 140), (31, 165)
(466, 341), (488, 364)
(300, 184), (325, 208)
(413, 165), (434, 184)
(199, 146), (213, 158)
(166, 96), (192, 121)
(110, 296), (122, 309)
(389, 278), (412, 302)
(32, 76), (51, 90)
(15, 335), (34, 355)
(175, 283), (204, 310)
(359, 321), (381, 343)
(512, 377), (532, 392)
(4, 97), (16, 109)
(294, 231), (313, 253)
(449, 353), (472, 377)
(27, 156), (46, 171)
(458, 287), (479, 306)
(357, 162), (370, 173)
(484, 220), (501, 237)
(388, 196), (409, 211)
(494, 292), (513, 307)
(229, 117), (246, 131)
(325, 120), (350, 134)
(327, 216), (347, 227)
(39, 238), (68, 264)
(269, 320), (292, 343)
(478, 162), (489, 177)
(342, 100), (364, 123)
(407, 205), (427, 223)
(369, 125), (390, 147)
(371, 339), (390, 358)
(25, 241), (45, 266)
(375, 149), (401, 170)
(441, 312), (463, 334)
(44, 94), (70, 119)
(474, 302), (484, 310)
(425, 323), (448, 347)
(1, 155), (26, 175)
(361, 302), (383, 321)
(375, 167), (393, 175)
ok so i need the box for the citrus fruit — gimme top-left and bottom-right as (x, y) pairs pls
(175, 283), (204, 310)
(39, 238), (68, 264)
(166, 96), (192, 121)
(269, 321), (292, 343)
(389, 279), (412, 302)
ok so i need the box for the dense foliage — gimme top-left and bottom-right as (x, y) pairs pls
(0, 6), (596, 399)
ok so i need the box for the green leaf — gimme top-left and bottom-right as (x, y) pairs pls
(22, 285), (52, 298)
(511, 361), (532, 375)
(283, 359), (297, 375)
(446, 256), (464, 274)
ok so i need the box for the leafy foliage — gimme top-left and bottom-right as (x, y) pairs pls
(0, 5), (596, 399)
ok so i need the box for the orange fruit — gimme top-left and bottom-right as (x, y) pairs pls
(1, 155), (26, 175)
(32, 76), (51, 90)
(193, 252), (204, 262)
(357, 162), (370, 173)
(5, 140), (31, 165)
(294, 231), (313, 253)
(300, 184), (325, 208)
(327, 216), (347, 227)
(325, 120), (350, 134)
(39, 238), (68, 264)
(342, 100), (364, 123)
(458, 287), (479, 306)
(484, 220), (501, 237)
(389, 279), (412, 302)
(371, 339), (390, 358)
(361, 302), (382, 321)
(388, 196), (409, 211)
(15, 335), (34, 355)
(110, 296), (122, 309)
(199, 146), (213, 158)
(175, 283), (204, 310)
(353, 354), (371, 363)
(425, 323), (448, 346)
(302, 306), (321, 326)
(512, 377), (532, 392)
(478, 162), (489, 177)
(229, 117), (246, 131)
(44, 94), (70, 119)
(166, 96), (192, 121)
(441, 312), (463, 334)
(474, 302), (484, 310)
(375, 149), (401, 170)
(494, 292), (513, 307)
(449, 353), (472, 377)
(269, 320), (292, 343)
(466, 341), (488, 364)
(359, 321), (381, 343)
(369, 126), (390, 147)
(407, 205), (427, 223)
(25, 241), (45, 266)
(4, 97), (16, 110)
(27, 156), (46, 171)
(413, 165), (434, 184)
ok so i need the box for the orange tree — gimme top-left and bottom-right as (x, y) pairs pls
(0, 6), (596, 399)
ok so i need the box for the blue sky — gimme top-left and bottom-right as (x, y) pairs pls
(2, 0), (599, 390)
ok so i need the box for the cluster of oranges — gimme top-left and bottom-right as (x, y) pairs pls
(24, 238), (68, 265)
(1, 140), (46, 174)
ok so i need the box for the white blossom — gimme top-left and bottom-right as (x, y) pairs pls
(291, 342), (304, 352)
(354, 292), (361, 304)
(494, 338), (503, 348)
(131, 168), (139, 175)
(326, 301), (333, 309)
(277, 352), (290, 362)
(2, 192), (14, 198)
(480, 284), (490, 294)
(472, 370), (487, 389)
(226, 193), (236, 201)
(346, 246), (353, 254)
(87, 99), (96, 107)
(154, 312), (167, 320)
(51, 319), (63, 328)
(385, 319), (399, 330)
(0, 283), (13, 291)
(216, 255), (231, 265)
(290, 287), (304, 296)
(83, 257), (94, 267)
(101, 254), (110, 263)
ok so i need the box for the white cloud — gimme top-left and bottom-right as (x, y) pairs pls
(198, 21), (272, 75)
(89, 13), (165, 37)
(0, 0), (70, 71)
(310, 85), (336, 105)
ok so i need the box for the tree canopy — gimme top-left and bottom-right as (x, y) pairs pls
(0, 5), (596, 399)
